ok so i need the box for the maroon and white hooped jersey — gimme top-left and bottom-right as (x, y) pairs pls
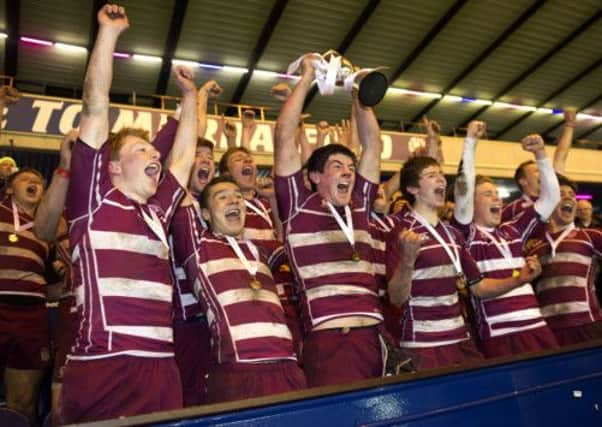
(386, 212), (481, 348)
(527, 225), (602, 329)
(502, 194), (536, 223)
(274, 170), (382, 332)
(0, 195), (50, 299)
(171, 205), (297, 364)
(452, 206), (548, 340)
(66, 139), (184, 360)
(243, 197), (278, 243)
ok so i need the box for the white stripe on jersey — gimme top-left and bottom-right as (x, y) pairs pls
(230, 322), (292, 341)
(540, 252), (591, 266)
(476, 256), (525, 273)
(537, 276), (587, 292)
(541, 301), (590, 317)
(243, 228), (277, 242)
(297, 260), (374, 279)
(0, 246), (45, 268)
(217, 288), (281, 307)
(200, 258), (272, 278)
(413, 316), (465, 333)
(413, 264), (456, 280)
(288, 229), (374, 247)
(107, 325), (173, 342)
(486, 307), (544, 325)
(0, 269), (46, 285)
(411, 294), (458, 307)
(490, 320), (547, 337)
(180, 293), (197, 307)
(305, 284), (377, 302)
(89, 230), (169, 259)
(99, 277), (172, 302)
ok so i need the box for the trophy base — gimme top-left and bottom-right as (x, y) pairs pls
(358, 72), (388, 107)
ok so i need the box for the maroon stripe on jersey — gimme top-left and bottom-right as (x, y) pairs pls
(109, 332), (175, 354)
(538, 287), (587, 305)
(411, 305), (462, 321)
(540, 262), (588, 278)
(411, 278), (457, 297)
(292, 240), (375, 266)
(96, 251), (171, 283)
(482, 295), (541, 317)
(103, 297), (172, 326)
(225, 301), (287, 326)
(490, 318), (546, 330)
(413, 328), (469, 343)
(235, 337), (296, 360)
(0, 255), (45, 274)
(310, 294), (381, 319)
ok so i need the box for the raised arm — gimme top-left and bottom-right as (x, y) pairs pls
(197, 80), (222, 140)
(523, 134), (560, 221)
(388, 229), (421, 307)
(223, 119), (238, 148)
(422, 116), (444, 164)
(34, 130), (75, 241)
(78, 4), (129, 149)
(166, 66), (198, 187)
(453, 120), (486, 225)
(355, 96), (382, 183)
(274, 56), (317, 176)
(553, 108), (576, 175)
(241, 110), (256, 150)
(297, 121), (313, 165)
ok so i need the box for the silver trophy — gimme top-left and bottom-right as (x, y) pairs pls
(287, 50), (388, 107)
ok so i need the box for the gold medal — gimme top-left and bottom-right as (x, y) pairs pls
(8, 233), (19, 243)
(351, 250), (361, 262)
(279, 264), (291, 273)
(249, 277), (262, 290)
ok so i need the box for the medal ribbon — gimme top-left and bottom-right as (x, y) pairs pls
(140, 206), (168, 248)
(412, 210), (462, 275)
(12, 199), (34, 233)
(475, 225), (513, 260)
(326, 202), (356, 251)
(225, 236), (259, 279)
(545, 223), (575, 258)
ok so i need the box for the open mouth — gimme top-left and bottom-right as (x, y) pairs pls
(490, 206), (501, 214)
(26, 185), (37, 196)
(241, 166), (254, 177)
(434, 187), (446, 197)
(225, 207), (241, 221)
(197, 167), (210, 181)
(337, 182), (351, 193)
(560, 202), (574, 214)
(144, 162), (161, 180)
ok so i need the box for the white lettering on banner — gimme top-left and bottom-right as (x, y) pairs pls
(32, 100), (64, 133)
(380, 134), (392, 160)
(59, 104), (82, 134)
(111, 110), (153, 134)
(1, 106), (7, 129)
(250, 123), (274, 152)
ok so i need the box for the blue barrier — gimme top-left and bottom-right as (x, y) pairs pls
(79, 344), (602, 427)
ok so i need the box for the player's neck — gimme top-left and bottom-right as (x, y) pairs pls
(413, 201), (439, 226)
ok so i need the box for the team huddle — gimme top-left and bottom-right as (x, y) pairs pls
(1, 4), (601, 426)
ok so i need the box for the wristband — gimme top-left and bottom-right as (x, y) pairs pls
(55, 167), (70, 179)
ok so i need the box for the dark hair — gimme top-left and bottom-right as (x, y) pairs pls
(197, 137), (214, 151)
(6, 167), (45, 188)
(399, 156), (440, 205)
(513, 160), (536, 192)
(218, 146), (251, 175)
(306, 144), (357, 192)
(199, 175), (239, 210)
(556, 173), (578, 193)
